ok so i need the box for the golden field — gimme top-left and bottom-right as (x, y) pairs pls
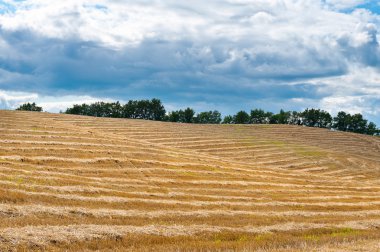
(0, 110), (379, 251)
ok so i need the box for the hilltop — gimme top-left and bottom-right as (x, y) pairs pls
(0, 110), (379, 251)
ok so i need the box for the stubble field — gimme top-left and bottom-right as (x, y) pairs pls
(0, 110), (379, 251)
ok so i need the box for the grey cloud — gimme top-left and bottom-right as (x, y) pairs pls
(0, 0), (379, 123)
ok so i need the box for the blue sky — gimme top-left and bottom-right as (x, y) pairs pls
(0, 0), (379, 124)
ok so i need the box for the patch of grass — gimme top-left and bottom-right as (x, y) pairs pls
(31, 126), (40, 131)
(330, 228), (361, 237)
(180, 171), (198, 178)
(303, 234), (320, 242)
(3, 176), (24, 185)
(292, 145), (327, 158)
(254, 233), (272, 242)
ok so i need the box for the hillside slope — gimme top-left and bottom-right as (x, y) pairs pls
(0, 110), (379, 251)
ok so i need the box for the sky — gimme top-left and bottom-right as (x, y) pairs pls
(0, 0), (379, 124)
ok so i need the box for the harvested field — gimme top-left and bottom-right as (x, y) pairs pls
(0, 110), (380, 251)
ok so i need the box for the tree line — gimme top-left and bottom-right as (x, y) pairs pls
(222, 108), (378, 135)
(16, 100), (380, 136)
(65, 99), (166, 121)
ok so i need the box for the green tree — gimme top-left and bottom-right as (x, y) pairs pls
(250, 109), (272, 124)
(16, 102), (43, 112)
(168, 111), (180, 122)
(110, 101), (123, 118)
(222, 115), (234, 124)
(366, 122), (378, 135)
(149, 98), (166, 121)
(183, 108), (195, 123)
(195, 110), (222, 124)
(288, 111), (302, 125)
(301, 109), (332, 128)
(123, 100), (137, 118)
(66, 99), (166, 121)
(270, 109), (290, 124)
(234, 111), (250, 124)
(349, 114), (367, 134)
(318, 110), (333, 128)
(333, 111), (351, 131)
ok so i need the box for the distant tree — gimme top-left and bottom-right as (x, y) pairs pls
(134, 100), (149, 119)
(122, 100), (136, 118)
(301, 108), (317, 127)
(366, 122), (378, 135)
(270, 109), (290, 124)
(16, 102), (43, 112)
(234, 111), (250, 124)
(65, 104), (83, 115)
(318, 110), (333, 128)
(195, 110), (222, 124)
(110, 101), (123, 118)
(183, 108), (195, 123)
(149, 98), (166, 121)
(168, 110), (181, 122)
(301, 109), (332, 128)
(333, 111), (351, 131)
(250, 109), (272, 124)
(349, 113), (368, 134)
(222, 115), (234, 124)
(288, 111), (302, 125)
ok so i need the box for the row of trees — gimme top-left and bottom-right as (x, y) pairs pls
(167, 108), (222, 124)
(65, 99), (166, 121)
(222, 108), (379, 135)
(223, 109), (330, 126)
(16, 100), (380, 136)
(65, 101), (223, 124)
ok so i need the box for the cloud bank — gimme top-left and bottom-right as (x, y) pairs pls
(0, 0), (379, 122)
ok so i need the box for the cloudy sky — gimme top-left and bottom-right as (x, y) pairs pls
(0, 0), (379, 123)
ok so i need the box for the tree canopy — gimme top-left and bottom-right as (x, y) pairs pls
(234, 111), (250, 124)
(222, 108), (378, 136)
(194, 111), (222, 124)
(16, 102), (43, 112)
(65, 99), (166, 121)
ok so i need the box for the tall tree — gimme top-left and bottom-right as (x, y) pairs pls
(333, 111), (351, 131)
(288, 111), (302, 125)
(250, 109), (272, 124)
(270, 109), (290, 124)
(183, 108), (195, 123)
(301, 109), (332, 128)
(222, 115), (234, 124)
(195, 110), (222, 124)
(366, 122), (378, 135)
(168, 111), (181, 122)
(234, 111), (250, 124)
(349, 114), (367, 134)
(150, 98), (166, 121)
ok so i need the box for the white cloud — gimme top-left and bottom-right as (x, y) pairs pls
(0, 89), (112, 112)
(320, 95), (378, 116)
(0, 90), (38, 109)
(323, 0), (368, 10)
(0, 0), (377, 50)
(305, 65), (380, 117)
